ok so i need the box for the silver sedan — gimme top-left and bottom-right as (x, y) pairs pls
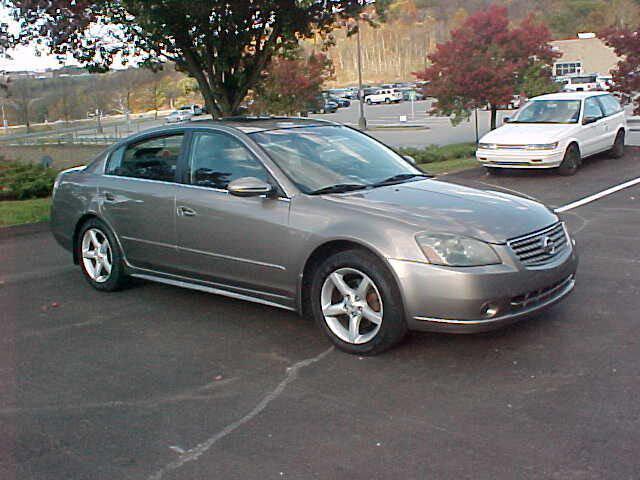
(51, 118), (578, 355)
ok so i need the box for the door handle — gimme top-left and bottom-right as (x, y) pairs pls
(177, 206), (197, 217)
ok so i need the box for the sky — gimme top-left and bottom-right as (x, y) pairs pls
(0, 6), (81, 72)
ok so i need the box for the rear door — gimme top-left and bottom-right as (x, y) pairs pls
(174, 129), (294, 300)
(99, 132), (185, 271)
(598, 94), (625, 147)
(580, 97), (608, 156)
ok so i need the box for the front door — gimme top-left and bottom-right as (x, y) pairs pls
(99, 133), (185, 271)
(175, 130), (294, 301)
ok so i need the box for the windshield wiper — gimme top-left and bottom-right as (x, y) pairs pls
(371, 173), (433, 187)
(309, 183), (368, 195)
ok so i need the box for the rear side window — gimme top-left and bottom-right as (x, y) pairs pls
(106, 134), (184, 182)
(598, 95), (622, 116)
(187, 132), (269, 189)
(583, 97), (604, 119)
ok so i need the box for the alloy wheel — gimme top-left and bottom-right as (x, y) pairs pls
(81, 228), (113, 283)
(320, 267), (383, 345)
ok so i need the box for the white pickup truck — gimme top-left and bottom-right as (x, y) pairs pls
(365, 88), (403, 105)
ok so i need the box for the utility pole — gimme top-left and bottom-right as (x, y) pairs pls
(356, 18), (367, 130)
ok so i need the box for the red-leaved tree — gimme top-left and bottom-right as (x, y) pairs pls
(603, 28), (640, 114)
(415, 5), (558, 130)
(251, 50), (334, 115)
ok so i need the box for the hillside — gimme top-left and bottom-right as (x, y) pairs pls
(321, 0), (640, 85)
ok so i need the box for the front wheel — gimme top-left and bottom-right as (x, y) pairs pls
(310, 249), (407, 355)
(610, 130), (625, 159)
(77, 218), (128, 291)
(366, 99), (372, 105)
(485, 166), (504, 176)
(557, 145), (580, 176)
(385, 98), (391, 104)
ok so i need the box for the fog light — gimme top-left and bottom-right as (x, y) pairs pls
(480, 303), (499, 318)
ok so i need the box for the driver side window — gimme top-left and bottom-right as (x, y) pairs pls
(188, 132), (269, 190)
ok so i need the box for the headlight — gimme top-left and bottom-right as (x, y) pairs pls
(478, 143), (497, 150)
(415, 233), (501, 267)
(525, 142), (559, 150)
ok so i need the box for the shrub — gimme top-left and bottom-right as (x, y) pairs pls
(0, 162), (58, 200)
(397, 143), (477, 164)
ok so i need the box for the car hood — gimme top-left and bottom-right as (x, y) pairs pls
(481, 123), (578, 144)
(323, 180), (557, 243)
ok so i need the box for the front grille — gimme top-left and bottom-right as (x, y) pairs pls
(508, 223), (570, 266)
(511, 275), (575, 311)
(495, 144), (528, 150)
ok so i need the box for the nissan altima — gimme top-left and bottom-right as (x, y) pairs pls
(51, 118), (578, 355)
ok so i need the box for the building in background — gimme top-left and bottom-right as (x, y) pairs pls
(551, 33), (621, 78)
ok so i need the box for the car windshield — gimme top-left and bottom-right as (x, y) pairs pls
(250, 126), (420, 193)
(511, 100), (581, 124)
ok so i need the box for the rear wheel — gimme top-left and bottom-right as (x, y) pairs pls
(610, 130), (625, 159)
(366, 99), (372, 105)
(385, 98), (391, 104)
(310, 249), (407, 355)
(77, 218), (128, 291)
(557, 144), (580, 176)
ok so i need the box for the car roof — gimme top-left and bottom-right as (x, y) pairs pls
(531, 91), (609, 101)
(184, 116), (338, 133)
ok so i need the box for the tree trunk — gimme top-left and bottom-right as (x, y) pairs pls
(490, 106), (497, 130)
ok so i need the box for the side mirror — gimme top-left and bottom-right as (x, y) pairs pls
(228, 177), (275, 198)
(503, 117), (511, 124)
(403, 155), (417, 165)
(583, 116), (600, 125)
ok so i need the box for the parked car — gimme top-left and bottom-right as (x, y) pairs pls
(328, 95), (351, 108)
(310, 98), (339, 114)
(562, 74), (600, 92)
(476, 91), (626, 175)
(178, 104), (203, 115)
(365, 88), (403, 105)
(328, 88), (353, 100)
(51, 118), (578, 355)
(401, 89), (425, 101)
(165, 110), (194, 123)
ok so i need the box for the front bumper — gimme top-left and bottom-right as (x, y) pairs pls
(476, 149), (564, 168)
(389, 244), (578, 333)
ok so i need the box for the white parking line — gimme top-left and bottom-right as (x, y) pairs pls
(555, 176), (640, 213)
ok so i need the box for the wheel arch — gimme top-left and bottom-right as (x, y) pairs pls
(298, 238), (401, 318)
(72, 213), (124, 266)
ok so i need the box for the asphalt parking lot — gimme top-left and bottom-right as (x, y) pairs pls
(1, 150), (640, 480)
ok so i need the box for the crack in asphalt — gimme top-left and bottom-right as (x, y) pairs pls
(148, 346), (334, 480)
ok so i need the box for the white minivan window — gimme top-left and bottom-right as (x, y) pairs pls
(599, 95), (622, 116)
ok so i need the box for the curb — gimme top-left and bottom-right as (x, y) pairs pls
(0, 221), (51, 239)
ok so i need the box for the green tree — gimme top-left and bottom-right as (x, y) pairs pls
(8, 1), (389, 118)
(518, 63), (560, 98)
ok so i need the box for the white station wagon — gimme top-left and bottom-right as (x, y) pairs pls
(476, 92), (626, 175)
(365, 88), (403, 105)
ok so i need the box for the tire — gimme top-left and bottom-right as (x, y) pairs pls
(366, 99), (372, 105)
(76, 218), (128, 292)
(485, 166), (504, 175)
(557, 144), (580, 176)
(310, 249), (407, 355)
(385, 98), (391, 104)
(610, 130), (625, 159)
